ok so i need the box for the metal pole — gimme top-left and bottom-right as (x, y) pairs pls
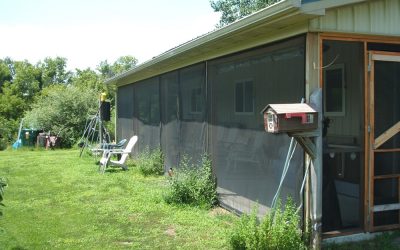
(99, 98), (103, 147)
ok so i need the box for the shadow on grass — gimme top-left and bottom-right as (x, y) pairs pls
(12, 247), (28, 250)
(103, 167), (129, 174)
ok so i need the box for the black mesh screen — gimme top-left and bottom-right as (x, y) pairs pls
(374, 60), (400, 150)
(208, 36), (305, 214)
(133, 77), (160, 154)
(160, 64), (207, 169)
(117, 37), (305, 215)
(117, 84), (134, 142)
(179, 64), (207, 164)
(161, 71), (180, 168)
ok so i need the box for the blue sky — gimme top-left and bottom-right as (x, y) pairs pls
(0, 0), (220, 70)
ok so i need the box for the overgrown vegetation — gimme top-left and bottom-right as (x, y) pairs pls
(164, 155), (218, 209)
(229, 198), (307, 250)
(135, 147), (164, 176)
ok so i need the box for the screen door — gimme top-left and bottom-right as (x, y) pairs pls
(368, 51), (400, 231)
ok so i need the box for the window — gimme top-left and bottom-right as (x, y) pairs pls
(235, 80), (254, 113)
(190, 88), (203, 113)
(324, 64), (345, 116)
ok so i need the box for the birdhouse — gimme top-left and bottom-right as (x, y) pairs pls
(261, 103), (318, 133)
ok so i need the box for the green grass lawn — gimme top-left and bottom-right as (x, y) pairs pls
(0, 149), (235, 249)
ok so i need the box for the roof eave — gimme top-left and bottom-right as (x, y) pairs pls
(105, 0), (302, 86)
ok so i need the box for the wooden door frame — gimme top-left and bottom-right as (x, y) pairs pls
(367, 51), (400, 232)
(319, 33), (400, 235)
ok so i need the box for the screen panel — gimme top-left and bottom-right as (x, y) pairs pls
(133, 77), (161, 155)
(208, 36), (305, 214)
(179, 64), (207, 164)
(161, 71), (180, 169)
(117, 84), (134, 143)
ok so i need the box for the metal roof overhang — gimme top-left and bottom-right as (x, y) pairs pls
(106, 0), (364, 87)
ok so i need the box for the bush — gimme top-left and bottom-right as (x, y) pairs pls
(0, 138), (7, 151)
(24, 85), (98, 148)
(230, 207), (260, 249)
(229, 198), (306, 250)
(136, 148), (164, 176)
(163, 155), (217, 208)
(0, 117), (18, 150)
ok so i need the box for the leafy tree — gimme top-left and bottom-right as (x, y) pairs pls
(97, 60), (113, 79)
(111, 55), (138, 75)
(37, 57), (72, 88)
(0, 59), (12, 90)
(210, 0), (281, 27)
(0, 60), (40, 145)
(97, 55), (137, 78)
(70, 67), (117, 108)
(0, 83), (27, 121)
(96, 55), (137, 105)
(0, 116), (16, 149)
(24, 85), (98, 147)
(71, 68), (103, 92)
(0, 59), (38, 146)
(12, 60), (41, 100)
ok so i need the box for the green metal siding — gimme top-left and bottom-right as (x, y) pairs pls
(309, 0), (400, 36)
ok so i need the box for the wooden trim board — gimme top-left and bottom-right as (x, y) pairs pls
(374, 121), (400, 149)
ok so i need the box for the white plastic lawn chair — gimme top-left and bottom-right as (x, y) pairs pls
(99, 135), (138, 174)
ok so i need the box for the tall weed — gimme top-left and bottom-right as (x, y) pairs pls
(136, 147), (164, 176)
(164, 155), (217, 208)
(230, 198), (306, 250)
(229, 207), (260, 249)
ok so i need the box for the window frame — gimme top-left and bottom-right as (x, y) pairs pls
(234, 79), (254, 115)
(324, 63), (346, 117)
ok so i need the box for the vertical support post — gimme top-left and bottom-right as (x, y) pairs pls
(99, 99), (103, 147)
(305, 32), (322, 249)
(115, 89), (118, 142)
(304, 153), (311, 241)
(99, 92), (106, 146)
(310, 89), (322, 249)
